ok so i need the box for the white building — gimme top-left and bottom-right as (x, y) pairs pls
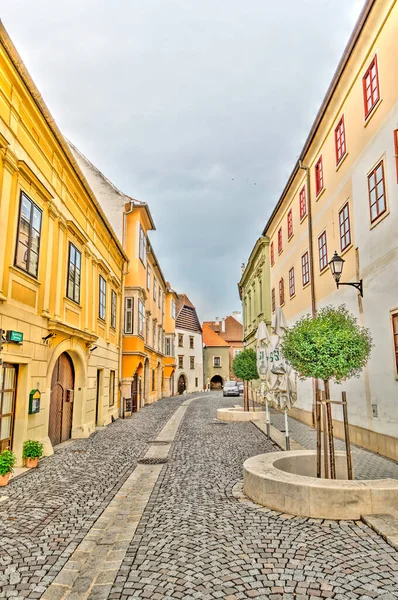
(174, 294), (203, 394)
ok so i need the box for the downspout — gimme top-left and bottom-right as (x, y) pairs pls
(119, 202), (134, 417)
(298, 161), (318, 424)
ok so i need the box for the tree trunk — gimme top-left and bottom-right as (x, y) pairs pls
(324, 379), (336, 479)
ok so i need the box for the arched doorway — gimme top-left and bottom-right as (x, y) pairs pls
(157, 362), (162, 400)
(178, 374), (187, 395)
(170, 370), (175, 396)
(143, 359), (150, 406)
(49, 352), (75, 447)
(210, 374), (223, 390)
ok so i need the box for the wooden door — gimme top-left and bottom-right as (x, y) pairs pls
(49, 353), (74, 447)
(178, 375), (186, 395)
(131, 374), (138, 412)
(0, 364), (17, 451)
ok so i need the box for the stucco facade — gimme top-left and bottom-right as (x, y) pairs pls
(262, 0), (398, 460)
(0, 24), (127, 464)
(174, 295), (203, 394)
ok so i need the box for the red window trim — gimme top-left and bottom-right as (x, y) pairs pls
(368, 160), (387, 223)
(301, 251), (310, 286)
(271, 288), (275, 313)
(278, 227), (283, 254)
(279, 278), (285, 306)
(299, 186), (307, 220)
(270, 241), (275, 266)
(339, 202), (351, 252)
(315, 156), (324, 196)
(394, 129), (398, 184)
(318, 231), (328, 272)
(334, 115), (346, 165)
(289, 267), (295, 297)
(287, 209), (293, 239)
(362, 55), (380, 119)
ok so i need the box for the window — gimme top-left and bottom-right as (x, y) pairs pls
(178, 334), (183, 347)
(153, 279), (157, 302)
(287, 209), (293, 239)
(67, 243), (81, 303)
(234, 349), (242, 357)
(195, 377), (198, 387)
(279, 278), (285, 306)
(289, 267), (295, 297)
(178, 355), (184, 369)
(171, 337), (175, 358)
(162, 293), (165, 315)
(271, 288), (275, 313)
(147, 264), (151, 290)
(146, 316), (150, 342)
(153, 322), (156, 348)
(165, 337), (171, 356)
(299, 187), (307, 220)
(138, 300), (145, 336)
(315, 157), (324, 196)
(171, 300), (176, 319)
(158, 290), (161, 309)
(363, 56), (379, 118)
(139, 225), (146, 264)
(392, 312), (398, 373)
(213, 356), (221, 367)
(368, 160), (386, 223)
(318, 231), (328, 271)
(189, 336), (194, 349)
(190, 356), (195, 370)
(158, 326), (161, 351)
(278, 227), (283, 254)
(339, 203), (351, 251)
(99, 276), (106, 320)
(15, 192), (42, 277)
(110, 290), (117, 329)
(270, 242), (275, 266)
(109, 370), (115, 407)
(152, 369), (155, 391)
(335, 116), (346, 164)
(124, 298), (133, 333)
(394, 130), (398, 183)
(302, 252), (310, 286)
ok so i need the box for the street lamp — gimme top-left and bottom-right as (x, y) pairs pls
(329, 251), (363, 297)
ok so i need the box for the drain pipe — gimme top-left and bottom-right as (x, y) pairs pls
(298, 161), (318, 425)
(119, 202), (134, 417)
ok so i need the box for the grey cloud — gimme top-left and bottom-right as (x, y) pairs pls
(2, 0), (364, 319)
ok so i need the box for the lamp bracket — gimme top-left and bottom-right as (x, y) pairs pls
(336, 279), (363, 297)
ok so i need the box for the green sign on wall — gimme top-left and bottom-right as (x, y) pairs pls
(6, 330), (23, 343)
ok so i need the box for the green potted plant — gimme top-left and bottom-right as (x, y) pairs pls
(0, 449), (17, 486)
(22, 440), (44, 469)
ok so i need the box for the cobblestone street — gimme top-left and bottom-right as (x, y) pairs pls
(1, 393), (398, 600)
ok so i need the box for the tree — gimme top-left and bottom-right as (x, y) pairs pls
(280, 305), (372, 478)
(232, 348), (259, 411)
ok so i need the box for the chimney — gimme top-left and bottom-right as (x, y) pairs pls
(221, 318), (226, 333)
(215, 317), (219, 325)
(232, 311), (242, 323)
(241, 263), (245, 274)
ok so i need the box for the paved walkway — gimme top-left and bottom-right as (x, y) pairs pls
(0, 392), (397, 599)
(268, 409), (398, 480)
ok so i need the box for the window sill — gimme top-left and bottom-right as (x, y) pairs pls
(364, 98), (382, 127)
(289, 293), (296, 300)
(300, 214), (308, 224)
(315, 187), (326, 202)
(10, 265), (41, 286)
(370, 209), (390, 230)
(340, 243), (353, 257)
(336, 152), (349, 171)
(288, 234), (294, 242)
(319, 266), (329, 276)
(303, 282), (311, 290)
(64, 296), (81, 308)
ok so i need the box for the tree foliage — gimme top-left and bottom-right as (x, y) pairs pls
(280, 305), (373, 383)
(232, 348), (259, 382)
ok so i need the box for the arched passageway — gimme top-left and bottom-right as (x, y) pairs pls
(210, 375), (224, 390)
(177, 374), (187, 395)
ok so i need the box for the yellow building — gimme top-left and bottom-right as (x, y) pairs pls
(0, 23), (127, 464)
(263, 0), (398, 459)
(121, 201), (177, 408)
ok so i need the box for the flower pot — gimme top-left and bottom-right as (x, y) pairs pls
(25, 457), (39, 469)
(0, 473), (11, 486)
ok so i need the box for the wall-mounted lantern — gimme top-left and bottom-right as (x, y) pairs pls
(329, 251), (363, 297)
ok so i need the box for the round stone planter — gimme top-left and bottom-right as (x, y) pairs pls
(217, 407), (266, 422)
(243, 450), (398, 520)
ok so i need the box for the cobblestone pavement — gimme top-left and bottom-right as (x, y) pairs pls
(0, 394), (189, 598)
(269, 409), (398, 480)
(110, 392), (398, 600)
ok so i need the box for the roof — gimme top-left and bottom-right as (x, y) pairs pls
(203, 315), (243, 343)
(262, 0), (377, 235)
(202, 324), (229, 347)
(0, 21), (128, 263)
(175, 294), (202, 333)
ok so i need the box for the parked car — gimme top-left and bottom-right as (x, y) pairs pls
(223, 381), (240, 397)
(237, 382), (244, 395)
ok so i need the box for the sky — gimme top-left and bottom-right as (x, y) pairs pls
(2, 0), (365, 321)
